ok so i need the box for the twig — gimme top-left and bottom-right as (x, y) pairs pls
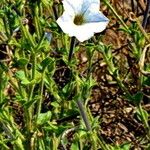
(68, 37), (76, 62)
(142, 0), (150, 28)
(139, 44), (150, 76)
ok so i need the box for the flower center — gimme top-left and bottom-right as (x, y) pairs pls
(73, 14), (84, 25)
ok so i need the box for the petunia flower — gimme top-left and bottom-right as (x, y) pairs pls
(57, 0), (109, 42)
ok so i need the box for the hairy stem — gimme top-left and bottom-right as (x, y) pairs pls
(76, 100), (92, 131)
(36, 74), (44, 122)
(68, 37), (91, 131)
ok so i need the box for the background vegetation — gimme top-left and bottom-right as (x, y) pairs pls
(0, 0), (150, 149)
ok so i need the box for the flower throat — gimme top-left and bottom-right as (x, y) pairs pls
(73, 14), (84, 25)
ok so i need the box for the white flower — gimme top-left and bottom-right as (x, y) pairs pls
(57, 0), (109, 42)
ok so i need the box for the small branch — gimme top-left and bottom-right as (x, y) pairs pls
(139, 44), (150, 76)
(131, 0), (135, 12)
(142, 0), (150, 28)
(68, 36), (76, 62)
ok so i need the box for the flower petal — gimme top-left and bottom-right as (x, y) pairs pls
(73, 21), (109, 42)
(81, 0), (100, 13)
(57, 0), (109, 42)
(73, 25), (94, 42)
(63, 0), (83, 14)
(57, 12), (94, 42)
(85, 11), (109, 23)
(85, 21), (109, 34)
(56, 11), (76, 36)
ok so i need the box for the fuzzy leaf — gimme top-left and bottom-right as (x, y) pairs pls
(15, 70), (30, 85)
(37, 111), (52, 125)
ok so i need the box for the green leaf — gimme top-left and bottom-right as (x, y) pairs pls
(136, 108), (149, 122)
(47, 60), (55, 75)
(44, 122), (58, 131)
(118, 26), (131, 34)
(15, 70), (30, 85)
(109, 142), (131, 150)
(41, 57), (51, 68)
(0, 62), (8, 72)
(146, 144), (150, 150)
(125, 92), (143, 104)
(40, 57), (55, 73)
(62, 81), (75, 98)
(86, 46), (95, 60)
(16, 58), (28, 68)
(24, 97), (37, 108)
(71, 142), (79, 150)
(51, 101), (60, 108)
(44, 124), (72, 136)
(37, 111), (52, 125)
(120, 143), (131, 150)
(41, 0), (53, 7)
(0, 141), (9, 150)
(143, 76), (150, 86)
(132, 92), (143, 105)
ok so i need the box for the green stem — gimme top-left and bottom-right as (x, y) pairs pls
(2, 17), (10, 39)
(0, 88), (2, 104)
(8, 73), (24, 98)
(135, 17), (150, 43)
(138, 104), (150, 139)
(102, 0), (129, 30)
(102, 51), (133, 100)
(0, 73), (3, 103)
(36, 74), (44, 122)
(34, 4), (41, 40)
(68, 37), (92, 131)
(68, 37), (111, 149)
(31, 53), (36, 80)
(102, 48), (150, 141)
(103, 0), (150, 43)
(34, 15), (41, 40)
(19, 18), (36, 48)
(26, 53), (36, 137)
(76, 99), (92, 131)
(97, 134), (110, 150)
